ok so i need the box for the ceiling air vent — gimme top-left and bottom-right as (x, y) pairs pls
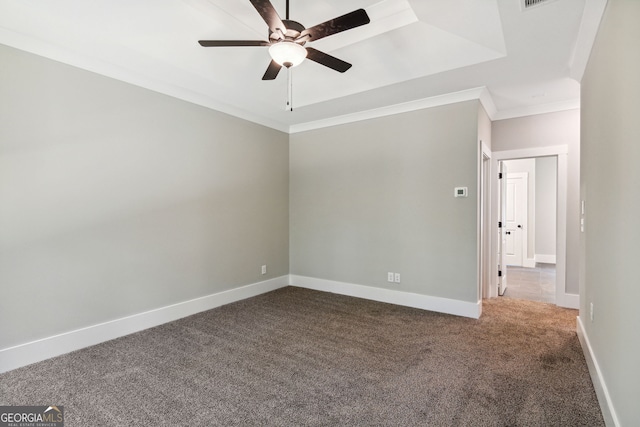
(522, 0), (557, 10)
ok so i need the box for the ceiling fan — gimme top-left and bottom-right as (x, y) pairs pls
(198, 0), (371, 81)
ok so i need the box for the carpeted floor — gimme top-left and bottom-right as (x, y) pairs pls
(0, 287), (603, 426)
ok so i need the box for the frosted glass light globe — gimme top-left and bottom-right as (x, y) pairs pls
(268, 41), (307, 67)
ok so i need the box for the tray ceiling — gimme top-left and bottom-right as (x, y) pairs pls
(0, 0), (606, 132)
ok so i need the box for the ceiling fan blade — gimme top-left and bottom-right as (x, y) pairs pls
(301, 9), (370, 42)
(199, 40), (270, 47)
(305, 47), (352, 73)
(262, 60), (282, 80)
(249, 0), (286, 33)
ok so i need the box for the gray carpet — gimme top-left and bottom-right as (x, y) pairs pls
(0, 287), (604, 426)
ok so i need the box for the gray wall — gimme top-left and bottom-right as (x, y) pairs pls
(580, 0), (640, 424)
(535, 157), (556, 258)
(492, 109), (580, 294)
(0, 44), (290, 350)
(290, 101), (481, 303)
(478, 105), (492, 151)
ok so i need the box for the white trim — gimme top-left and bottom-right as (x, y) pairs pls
(523, 258), (537, 268)
(0, 27), (290, 133)
(289, 87), (488, 134)
(555, 152), (569, 307)
(492, 99), (580, 121)
(494, 145), (569, 159)
(1, 25), (585, 134)
(577, 316), (620, 427)
(479, 87), (498, 119)
(557, 293), (579, 310)
(534, 254), (556, 264)
(479, 142), (493, 300)
(1, 23), (590, 134)
(481, 141), (493, 162)
(0, 276), (289, 374)
(569, 0), (608, 81)
(290, 275), (481, 319)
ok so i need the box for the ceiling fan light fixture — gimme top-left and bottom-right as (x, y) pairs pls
(269, 41), (307, 67)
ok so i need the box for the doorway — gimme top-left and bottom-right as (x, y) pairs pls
(501, 157), (557, 303)
(490, 145), (571, 307)
(504, 170), (528, 267)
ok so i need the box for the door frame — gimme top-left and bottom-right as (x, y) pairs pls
(479, 141), (492, 300)
(498, 161), (507, 295)
(489, 145), (575, 308)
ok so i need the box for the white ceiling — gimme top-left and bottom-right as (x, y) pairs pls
(0, 0), (606, 133)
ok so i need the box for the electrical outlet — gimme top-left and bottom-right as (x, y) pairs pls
(387, 272), (394, 282)
(454, 187), (468, 198)
(394, 273), (401, 283)
(590, 302), (594, 321)
(261, 265), (267, 275)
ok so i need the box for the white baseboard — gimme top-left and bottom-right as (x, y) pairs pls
(523, 258), (537, 268)
(0, 276), (289, 374)
(534, 254), (556, 264)
(557, 292), (579, 309)
(556, 293), (580, 310)
(290, 275), (481, 319)
(576, 317), (619, 427)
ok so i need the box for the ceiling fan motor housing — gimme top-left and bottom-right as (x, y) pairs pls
(269, 19), (306, 44)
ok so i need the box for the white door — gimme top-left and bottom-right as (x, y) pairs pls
(498, 162), (508, 296)
(505, 173), (527, 266)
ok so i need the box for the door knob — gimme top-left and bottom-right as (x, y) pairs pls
(517, 225), (522, 228)
(505, 231), (511, 235)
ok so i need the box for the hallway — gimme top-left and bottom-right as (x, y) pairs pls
(503, 264), (556, 304)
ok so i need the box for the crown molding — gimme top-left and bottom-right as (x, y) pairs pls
(1, 25), (582, 133)
(492, 99), (580, 121)
(289, 87), (489, 133)
(0, 28), (290, 133)
(569, 0), (608, 82)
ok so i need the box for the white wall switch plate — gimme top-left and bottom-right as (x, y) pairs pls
(261, 265), (267, 275)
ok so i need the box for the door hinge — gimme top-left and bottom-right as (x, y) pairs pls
(498, 221), (502, 228)
(498, 172), (503, 179)
(498, 270), (502, 277)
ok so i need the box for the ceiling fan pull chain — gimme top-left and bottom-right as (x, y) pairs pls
(286, 66), (293, 111)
